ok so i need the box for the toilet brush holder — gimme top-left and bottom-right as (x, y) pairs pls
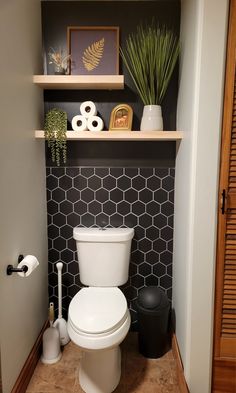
(41, 302), (62, 364)
(41, 326), (62, 364)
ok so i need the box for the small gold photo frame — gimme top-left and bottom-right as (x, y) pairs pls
(109, 104), (133, 131)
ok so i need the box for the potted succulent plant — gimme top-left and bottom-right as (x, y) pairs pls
(48, 47), (71, 75)
(44, 108), (67, 166)
(120, 24), (180, 131)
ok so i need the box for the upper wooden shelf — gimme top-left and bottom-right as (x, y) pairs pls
(33, 75), (124, 90)
(35, 130), (183, 141)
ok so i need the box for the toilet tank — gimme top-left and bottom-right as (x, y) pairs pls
(73, 227), (134, 286)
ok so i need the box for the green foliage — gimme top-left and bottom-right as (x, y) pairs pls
(44, 108), (67, 166)
(120, 24), (180, 105)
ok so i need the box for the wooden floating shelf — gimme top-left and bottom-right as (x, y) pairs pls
(33, 75), (124, 90)
(35, 130), (183, 141)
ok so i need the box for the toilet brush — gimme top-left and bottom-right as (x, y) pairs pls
(53, 262), (70, 345)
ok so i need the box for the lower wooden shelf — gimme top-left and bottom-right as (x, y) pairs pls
(35, 130), (183, 141)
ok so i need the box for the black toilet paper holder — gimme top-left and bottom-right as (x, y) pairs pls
(6, 254), (28, 276)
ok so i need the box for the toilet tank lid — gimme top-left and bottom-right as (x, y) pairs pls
(73, 227), (134, 242)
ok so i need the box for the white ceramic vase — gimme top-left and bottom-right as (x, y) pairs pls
(140, 105), (163, 131)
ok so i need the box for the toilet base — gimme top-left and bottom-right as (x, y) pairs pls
(79, 346), (121, 393)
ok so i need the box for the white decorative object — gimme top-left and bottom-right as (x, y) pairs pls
(87, 116), (104, 132)
(72, 115), (87, 131)
(80, 101), (97, 118)
(17, 255), (39, 277)
(140, 105), (163, 131)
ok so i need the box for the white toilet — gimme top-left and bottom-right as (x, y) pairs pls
(67, 227), (134, 393)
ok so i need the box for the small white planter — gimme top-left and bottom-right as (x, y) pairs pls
(140, 105), (163, 131)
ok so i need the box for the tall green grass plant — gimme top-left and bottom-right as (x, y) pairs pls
(120, 24), (180, 105)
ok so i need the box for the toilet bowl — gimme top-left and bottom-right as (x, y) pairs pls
(68, 287), (131, 350)
(68, 288), (131, 393)
(68, 227), (134, 393)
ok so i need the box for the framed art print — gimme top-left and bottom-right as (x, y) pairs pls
(67, 26), (119, 75)
(109, 104), (133, 131)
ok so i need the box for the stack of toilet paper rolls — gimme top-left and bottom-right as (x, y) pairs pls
(71, 101), (104, 132)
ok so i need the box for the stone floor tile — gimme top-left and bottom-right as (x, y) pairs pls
(27, 333), (180, 393)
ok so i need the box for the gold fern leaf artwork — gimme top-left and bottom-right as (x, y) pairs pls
(82, 38), (105, 71)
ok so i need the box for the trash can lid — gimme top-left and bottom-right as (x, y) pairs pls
(137, 287), (169, 311)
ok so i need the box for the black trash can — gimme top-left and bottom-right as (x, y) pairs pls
(136, 286), (170, 358)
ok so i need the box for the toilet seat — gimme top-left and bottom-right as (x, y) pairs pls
(68, 287), (128, 336)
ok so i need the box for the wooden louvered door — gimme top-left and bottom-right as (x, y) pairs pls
(212, 1), (236, 392)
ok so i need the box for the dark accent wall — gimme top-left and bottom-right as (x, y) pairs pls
(42, 1), (180, 329)
(47, 166), (174, 328)
(46, 141), (176, 167)
(42, 1), (180, 133)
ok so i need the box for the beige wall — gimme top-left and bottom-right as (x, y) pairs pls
(0, 1), (48, 392)
(174, 0), (228, 392)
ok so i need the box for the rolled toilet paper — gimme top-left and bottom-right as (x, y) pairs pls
(17, 255), (39, 277)
(80, 101), (97, 118)
(71, 115), (87, 131)
(87, 116), (104, 132)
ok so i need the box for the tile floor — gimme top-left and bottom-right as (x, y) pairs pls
(26, 333), (180, 393)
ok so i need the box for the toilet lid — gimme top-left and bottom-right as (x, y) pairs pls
(69, 287), (128, 334)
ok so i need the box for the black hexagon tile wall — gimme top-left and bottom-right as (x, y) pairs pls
(47, 167), (174, 329)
